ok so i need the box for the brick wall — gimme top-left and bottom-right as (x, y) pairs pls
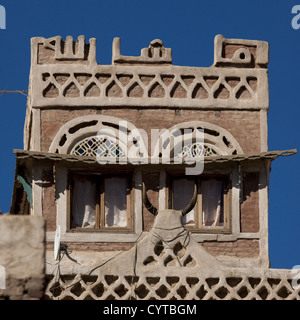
(202, 239), (259, 258)
(240, 172), (260, 233)
(40, 108), (261, 153)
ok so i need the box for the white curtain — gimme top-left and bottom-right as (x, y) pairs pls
(104, 177), (127, 227)
(72, 176), (96, 228)
(202, 179), (223, 226)
(173, 178), (195, 225)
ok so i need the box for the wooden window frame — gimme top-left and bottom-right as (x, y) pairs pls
(168, 173), (231, 233)
(68, 169), (133, 232)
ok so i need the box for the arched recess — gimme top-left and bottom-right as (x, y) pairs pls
(152, 121), (243, 159)
(49, 115), (148, 159)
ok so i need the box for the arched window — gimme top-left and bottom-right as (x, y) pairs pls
(180, 143), (219, 158)
(49, 115), (147, 155)
(49, 115), (146, 231)
(152, 120), (243, 160)
(71, 135), (126, 158)
(160, 121), (243, 231)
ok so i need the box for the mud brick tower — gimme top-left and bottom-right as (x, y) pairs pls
(10, 34), (298, 300)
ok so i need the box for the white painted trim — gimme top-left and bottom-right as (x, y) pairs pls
(258, 165), (270, 268)
(159, 169), (166, 210)
(31, 64), (269, 110)
(260, 109), (268, 152)
(31, 108), (41, 151)
(134, 170), (143, 234)
(47, 230), (148, 243)
(31, 165), (43, 217)
(49, 115), (148, 157)
(231, 167), (240, 235)
(55, 165), (68, 234)
(153, 120), (244, 158)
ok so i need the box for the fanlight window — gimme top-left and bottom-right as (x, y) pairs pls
(71, 135), (126, 158)
(160, 121), (244, 159)
(179, 143), (219, 158)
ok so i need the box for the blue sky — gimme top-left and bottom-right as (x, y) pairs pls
(0, 0), (299, 269)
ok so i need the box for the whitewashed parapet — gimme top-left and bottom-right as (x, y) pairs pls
(214, 34), (269, 67)
(44, 267), (300, 300)
(29, 35), (269, 110)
